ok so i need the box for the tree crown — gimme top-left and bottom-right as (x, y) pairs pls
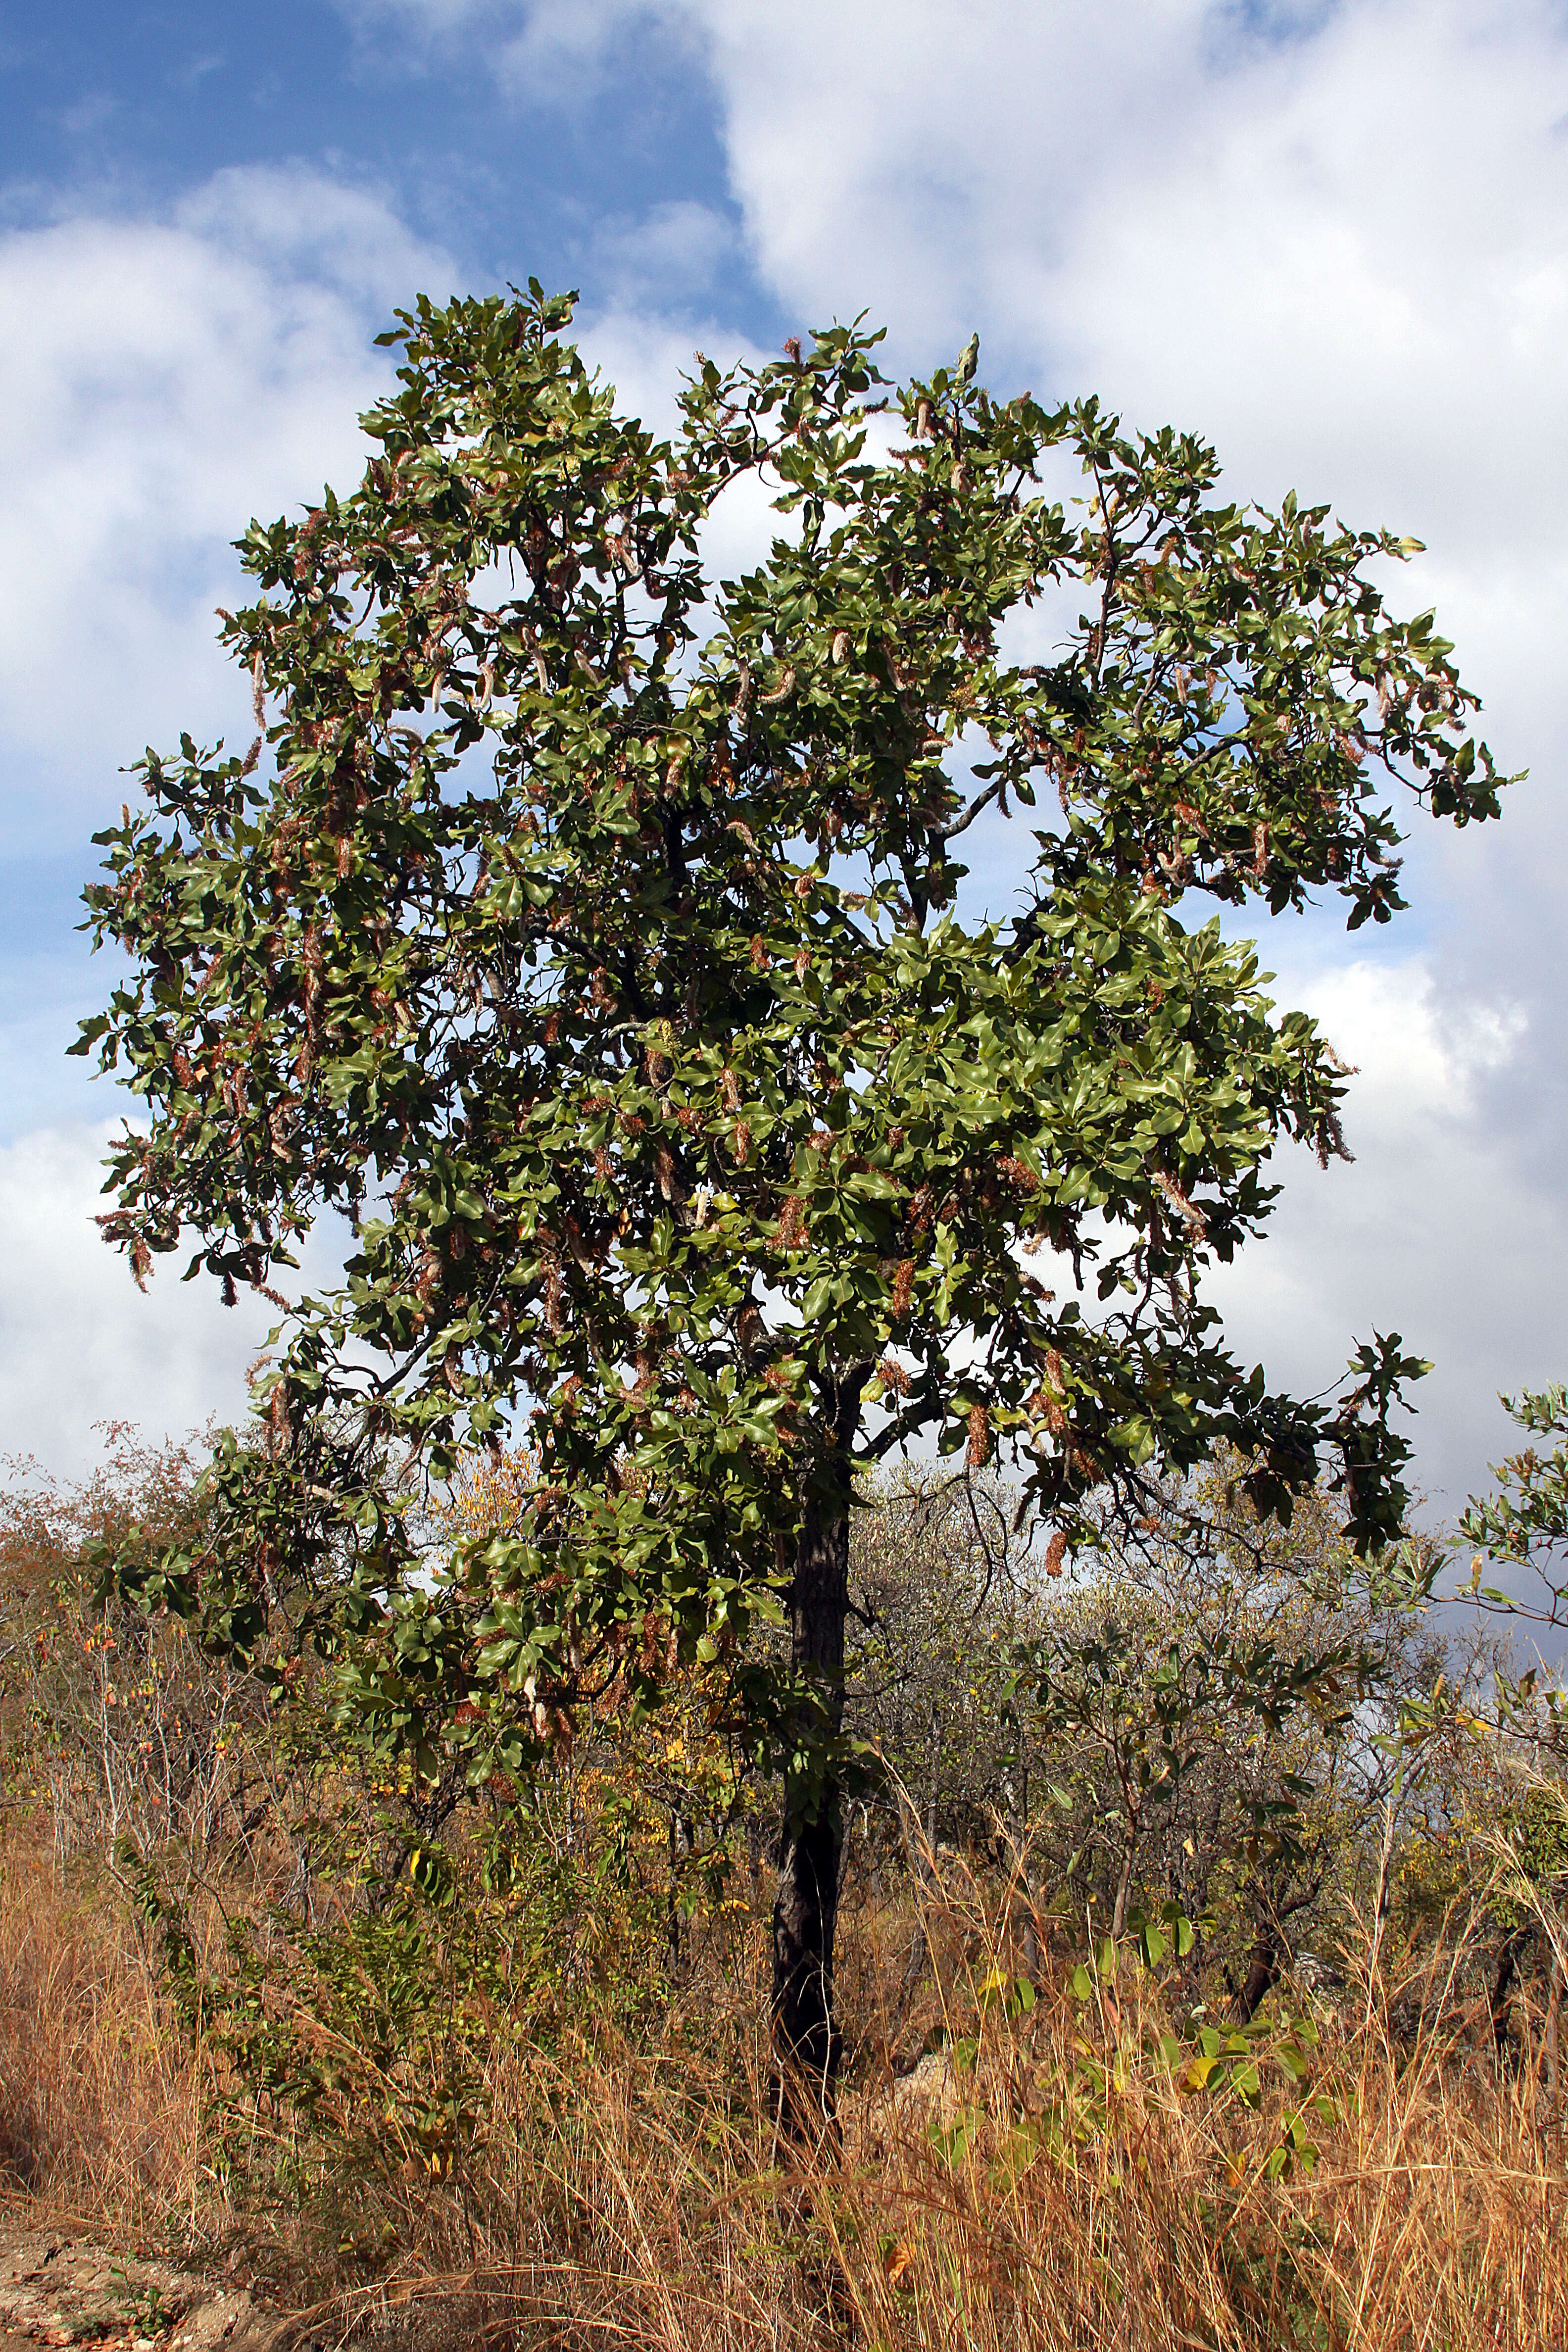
(77, 288), (1501, 1770)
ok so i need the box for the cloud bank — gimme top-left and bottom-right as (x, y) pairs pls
(0, 165), (453, 1457)
(0, 164), (451, 831)
(5, 7), (1566, 1523)
(401, 0), (1568, 1513)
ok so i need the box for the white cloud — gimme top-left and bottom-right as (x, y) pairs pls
(337, 0), (687, 94)
(591, 198), (736, 305)
(0, 163), (452, 843)
(1204, 956), (1562, 1512)
(0, 1125), (280, 1467)
(0, 1120), (366, 1475)
(0, 160), (452, 1130)
(12, 6), (1568, 1520)
(0, 165), (454, 1463)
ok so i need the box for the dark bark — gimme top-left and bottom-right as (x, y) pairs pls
(1233, 1926), (1280, 2024)
(771, 1372), (862, 2140)
(1491, 1923), (1534, 2070)
(1231, 1867), (1324, 2025)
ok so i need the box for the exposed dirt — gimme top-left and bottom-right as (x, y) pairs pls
(0, 2229), (282, 2352)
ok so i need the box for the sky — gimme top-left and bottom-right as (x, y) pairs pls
(1, 0), (1564, 1579)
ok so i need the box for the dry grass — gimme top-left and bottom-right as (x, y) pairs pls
(0, 1829), (203, 2232)
(0, 1818), (1561, 2351)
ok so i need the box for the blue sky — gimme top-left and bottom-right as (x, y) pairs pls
(3, 5), (760, 316)
(1, 0), (1566, 1578)
(0, 0), (766, 1110)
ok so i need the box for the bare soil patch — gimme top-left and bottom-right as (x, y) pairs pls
(0, 2227), (278, 2352)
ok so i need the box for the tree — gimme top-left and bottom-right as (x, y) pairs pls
(1011, 1458), (1442, 2010)
(1460, 1386), (1568, 1650)
(845, 1470), (1040, 1870)
(0, 1428), (252, 1864)
(76, 287), (1503, 2129)
(1449, 1386), (1568, 2068)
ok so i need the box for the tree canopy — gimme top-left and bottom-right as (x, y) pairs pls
(76, 286), (1503, 2107)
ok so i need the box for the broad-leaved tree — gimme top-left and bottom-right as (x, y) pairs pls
(77, 290), (1502, 2121)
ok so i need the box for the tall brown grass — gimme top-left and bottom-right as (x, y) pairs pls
(0, 1828), (202, 2230)
(0, 1816), (1561, 2350)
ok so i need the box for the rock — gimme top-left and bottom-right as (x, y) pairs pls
(842, 2046), (965, 2157)
(891, 2047), (962, 2130)
(0, 2226), (296, 2352)
(175, 2290), (288, 2351)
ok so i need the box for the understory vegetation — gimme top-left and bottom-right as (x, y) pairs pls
(0, 1425), (1563, 2351)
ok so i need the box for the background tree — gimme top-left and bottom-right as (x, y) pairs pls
(1460, 1385), (1568, 1656)
(846, 1471), (1036, 1861)
(77, 288), (1502, 2126)
(1013, 1462), (1445, 2009)
(840, 1454), (1457, 2022)
(1444, 1386), (1568, 2072)
(0, 1428), (264, 1866)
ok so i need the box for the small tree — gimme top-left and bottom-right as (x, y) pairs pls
(1460, 1386), (1568, 1652)
(77, 289), (1501, 2125)
(1012, 1459), (1443, 2009)
(846, 1470), (1038, 1863)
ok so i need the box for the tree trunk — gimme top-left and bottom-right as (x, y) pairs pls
(1491, 1923), (1533, 2072)
(1233, 1926), (1279, 2024)
(771, 1376), (860, 2141)
(1541, 1945), (1562, 2124)
(1111, 1838), (1137, 1941)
